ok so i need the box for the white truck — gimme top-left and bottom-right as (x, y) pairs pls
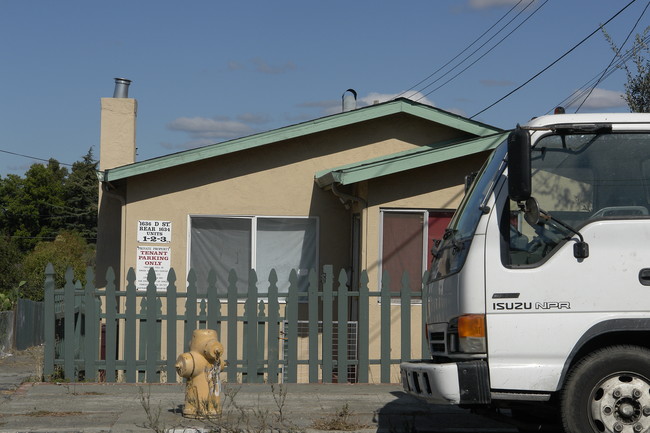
(400, 112), (650, 433)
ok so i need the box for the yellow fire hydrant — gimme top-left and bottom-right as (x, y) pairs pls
(175, 329), (224, 418)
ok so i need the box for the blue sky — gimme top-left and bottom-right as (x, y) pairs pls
(1, 0), (648, 176)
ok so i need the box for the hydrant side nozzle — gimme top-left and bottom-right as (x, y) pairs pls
(203, 340), (224, 363)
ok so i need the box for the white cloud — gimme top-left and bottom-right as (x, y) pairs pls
(566, 88), (626, 110)
(167, 116), (255, 141)
(237, 112), (271, 124)
(358, 91), (435, 107)
(252, 58), (296, 75)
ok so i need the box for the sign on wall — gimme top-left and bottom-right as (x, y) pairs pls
(137, 220), (172, 243)
(136, 246), (171, 290)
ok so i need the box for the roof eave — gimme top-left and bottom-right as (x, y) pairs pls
(315, 131), (509, 188)
(102, 98), (502, 182)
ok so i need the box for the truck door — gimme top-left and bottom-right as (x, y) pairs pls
(484, 131), (650, 393)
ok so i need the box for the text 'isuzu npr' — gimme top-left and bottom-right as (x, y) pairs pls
(400, 112), (650, 433)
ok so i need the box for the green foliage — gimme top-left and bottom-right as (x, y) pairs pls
(21, 231), (95, 301)
(0, 281), (25, 311)
(604, 26), (650, 113)
(63, 149), (98, 242)
(0, 150), (98, 300)
(0, 236), (23, 294)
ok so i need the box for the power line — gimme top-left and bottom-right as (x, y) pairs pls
(416, 0), (548, 102)
(471, 0), (640, 119)
(0, 148), (74, 168)
(554, 31), (650, 113)
(397, 0), (527, 100)
(574, 0), (650, 112)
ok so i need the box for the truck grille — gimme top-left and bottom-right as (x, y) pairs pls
(429, 331), (446, 354)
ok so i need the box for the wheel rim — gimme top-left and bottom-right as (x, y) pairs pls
(590, 372), (650, 433)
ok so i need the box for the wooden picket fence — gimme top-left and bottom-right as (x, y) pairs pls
(43, 263), (428, 384)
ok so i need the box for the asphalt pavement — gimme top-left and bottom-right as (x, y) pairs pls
(0, 347), (519, 433)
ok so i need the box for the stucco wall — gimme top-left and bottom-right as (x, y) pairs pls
(114, 116), (471, 287)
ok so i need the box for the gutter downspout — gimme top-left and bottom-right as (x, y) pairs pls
(331, 183), (367, 209)
(101, 178), (127, 289)
(330, 182), (368, 324)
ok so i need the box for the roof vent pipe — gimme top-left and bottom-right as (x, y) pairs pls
(113, 78), (132, 98)
(342, 89), (357, 112)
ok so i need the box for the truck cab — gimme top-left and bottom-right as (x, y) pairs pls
(401, 113), (650, 433)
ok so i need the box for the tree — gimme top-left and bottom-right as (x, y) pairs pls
(0, 235), (23, 293)
(605, 27), (650, 112)
(63, 149), (98, 243)
(0, 160), (69, 253)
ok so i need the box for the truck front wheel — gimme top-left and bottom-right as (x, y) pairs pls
(561, 345), (650, 433)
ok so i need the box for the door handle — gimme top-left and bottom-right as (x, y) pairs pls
(639, 269), (650, 286)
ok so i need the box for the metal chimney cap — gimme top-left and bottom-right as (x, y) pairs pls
(113, 78), (132, 98)
(342, 88), (357, 112)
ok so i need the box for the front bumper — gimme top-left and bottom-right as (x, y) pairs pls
(400, 359), (491, 405)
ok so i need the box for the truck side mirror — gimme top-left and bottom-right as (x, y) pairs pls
(508, 126), (531, 202)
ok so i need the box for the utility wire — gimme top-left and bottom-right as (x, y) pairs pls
(471, 0), (640, 119)
(416, 0), (548, 102)
(574, 0), (650, 112)
(0, 148), (74, 168)
(553, 31), (650, 112)
(398, 0), (527, 100)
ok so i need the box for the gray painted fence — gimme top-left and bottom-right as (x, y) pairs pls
(43, 264), (428, 384)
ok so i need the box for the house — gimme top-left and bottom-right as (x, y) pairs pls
(96, 83), (506, 382)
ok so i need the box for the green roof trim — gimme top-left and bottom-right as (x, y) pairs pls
(102, 98), (501, 182)
(314, 131), (510, 188)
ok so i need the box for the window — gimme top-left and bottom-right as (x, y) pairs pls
(381, 209), (454, 295)
(503, 132), (650, 266)
(190, 216), (318, 295)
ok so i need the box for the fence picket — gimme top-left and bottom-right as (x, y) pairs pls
(400, 271), (411, 364)
(43, 264), (55, 378)
(285, 270), (298, 383)
(380, 270), (391, 383)
(104, 267), (117, 382)
(184, 270), (198, 351)
(308, 269), (319, 383)
(84, 267), (97, 381)
(166, 269), (178, 382)
(125, 269), (137, 383)
(322, 265), (333, 383)
(357, 271), (369, 383)
(44, 264), (423, 385)
(226, 270), (238, 383)
(146, 268), (158, 382)
(244, 269), (258, 383)
(207, 270), (218, 332)
(337, 269), (348, 383)
(267, 270), (280, 383)
(63, 268), (75, 380)
(421, 271), (429, 359)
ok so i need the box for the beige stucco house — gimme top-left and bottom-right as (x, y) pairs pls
(96, 89), (506, 381)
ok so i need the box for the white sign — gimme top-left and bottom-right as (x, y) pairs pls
(137, 220), (172, 243)
(136, 246), (171, 290)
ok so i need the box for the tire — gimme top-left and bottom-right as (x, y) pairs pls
(561, 345), (650, 433)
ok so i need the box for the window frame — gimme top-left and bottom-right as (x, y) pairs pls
(379, 208), (454, 300)
(187, 214), (319, 297)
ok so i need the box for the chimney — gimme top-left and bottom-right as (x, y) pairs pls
(342, 89), (357, 112)
(100, 78), (137, 170)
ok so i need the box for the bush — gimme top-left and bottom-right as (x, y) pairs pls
(21, 231), (95, 301)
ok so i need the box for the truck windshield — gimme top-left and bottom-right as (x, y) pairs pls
(430, 139), (508, 281)
(505, 131), (650, 266)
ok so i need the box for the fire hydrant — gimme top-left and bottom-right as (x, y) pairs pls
(175, 329), (225, 418)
